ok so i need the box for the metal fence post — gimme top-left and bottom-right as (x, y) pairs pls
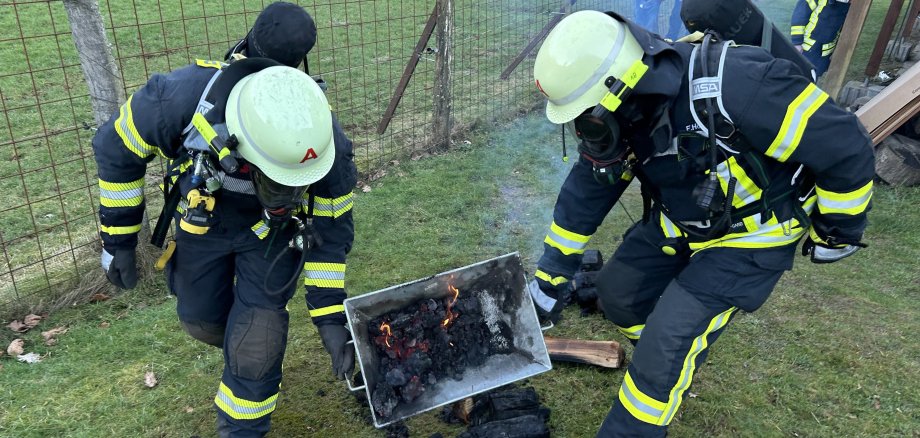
(432, 0), (454, 151)
(62, 0), (126, 127)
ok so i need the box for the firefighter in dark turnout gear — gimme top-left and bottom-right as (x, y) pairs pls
(93, 5), (356, 437)
(529, 11), (873, 437)
(791, 0), (850, 77)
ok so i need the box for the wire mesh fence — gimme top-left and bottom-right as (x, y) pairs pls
(0, 0), (640, 317)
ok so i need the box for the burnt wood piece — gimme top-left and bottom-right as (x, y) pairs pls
(545, 336), (625, 369)
(457, 414), (551, 438)
(467, 387), (549, 426)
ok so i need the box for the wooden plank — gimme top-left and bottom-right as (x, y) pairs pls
(865, 0), (907, 78)
(856, 60), (920, 142)
(822, 0), (874, 100)
(544, 336), (625, 369)
(376, 5), (438, 135)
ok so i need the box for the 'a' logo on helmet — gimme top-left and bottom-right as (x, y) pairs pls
(300, 148), (318, 163)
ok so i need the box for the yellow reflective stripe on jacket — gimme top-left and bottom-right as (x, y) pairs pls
(304, 262), (346, 289)
(616, 324), (644, 340)
(790, 25), (805, 36)
(309, 304), (345, 318)
(100, 224), (142, 235)
(251, 220), (270, 239)
(689, 196), (816, 251)
(802, 0), (828, 50)
(311, 193), (354, 218)
(214, 382), (278, 420)
(821, 41), (837, 56)
(195, 59), (225, 69)
(713, 157), (762, 208)
(99, 177), (145, 208)
(816, 181), (872, 215)
(618, 370), (667, 425)
(544, 221), (591, 255)
(114, 95), (157, 159)
(765, 83), (828, 162)
(535, 269), (568, 286)
(660, 307), (738, 425)
(659, 214), (684, 239)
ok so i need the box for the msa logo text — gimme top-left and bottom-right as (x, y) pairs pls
(693, 82), (719, 95)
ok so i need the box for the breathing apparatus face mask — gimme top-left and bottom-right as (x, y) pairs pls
(569, 110), (631, 161)
(250, 165), (308, 221)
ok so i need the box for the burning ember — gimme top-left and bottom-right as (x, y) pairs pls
(368, 282), (515, 419)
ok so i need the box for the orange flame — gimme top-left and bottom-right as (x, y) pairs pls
(442, 284), (460, 327)
(379, 321), (392, 348)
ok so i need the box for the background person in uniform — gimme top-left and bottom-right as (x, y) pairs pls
(634, 0), (687, 41)
(93, 3), (357, 437)
(791, 0), (851, 77)
(529, 10), (873, 437)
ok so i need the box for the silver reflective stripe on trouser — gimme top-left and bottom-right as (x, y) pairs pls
(528, 279), (556, 313)
(214, 382), (278, 420)
(220, 173), (256, 195)
(550, 25), (626, 106)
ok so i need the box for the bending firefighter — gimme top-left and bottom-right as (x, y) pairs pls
(529, 11), (873, 437)
(93, 4), (357, 437)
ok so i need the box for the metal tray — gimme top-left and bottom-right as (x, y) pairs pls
(343, 252), (552, 428)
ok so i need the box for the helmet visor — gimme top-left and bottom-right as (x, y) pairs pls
(250, 165), (308, 212)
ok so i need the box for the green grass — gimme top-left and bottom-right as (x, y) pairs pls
(0, 113), (917, 437)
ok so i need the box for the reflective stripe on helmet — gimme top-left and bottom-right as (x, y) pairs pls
(551, 24), (627, 107)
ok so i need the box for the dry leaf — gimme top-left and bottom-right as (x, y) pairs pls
(45, 338), (58, 347)
(41, 326), (68, 342)
(144, 371), (158, 388)
(361, 184), (372, 193)
(99, 321), (111, 328)
(184, 406), (194, 413)
(872, 395), (881, 410)
(688, 392), (698, 398)
(89, 293), (111, 303)
(7, 320), (27, 333)
(7, 339), (24, 356)
(17, 352), (41, 364)
(23, 314), (41, 327)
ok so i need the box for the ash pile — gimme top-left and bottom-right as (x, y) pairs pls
(368, 284), (516, 419)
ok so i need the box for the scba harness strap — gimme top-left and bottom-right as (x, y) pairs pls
(644, 35), (813, 241)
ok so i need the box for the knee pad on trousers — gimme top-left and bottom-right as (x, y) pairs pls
(181, 320), (226, 348)
(596, 261), (646, 325)
(227, 308), (288, 381)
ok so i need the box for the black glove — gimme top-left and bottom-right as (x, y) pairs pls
(527, 279), (566, 325)
(801, 228), (867, 264)
(318, 324), (355, 380)
(101, 248), (138, 289)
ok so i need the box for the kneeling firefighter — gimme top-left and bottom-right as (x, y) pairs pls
(527, 10), (874, 437)
(92, 6), (357, 437)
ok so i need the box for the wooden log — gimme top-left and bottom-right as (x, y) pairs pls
(432, 0), (454, 151)
(876, 134), (920, 186)
(62, 0), (126, 127)
(544, 336), (625, 369)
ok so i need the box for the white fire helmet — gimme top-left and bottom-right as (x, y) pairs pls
(533, 10), (644, 124)
(226, 65), (335, 187)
